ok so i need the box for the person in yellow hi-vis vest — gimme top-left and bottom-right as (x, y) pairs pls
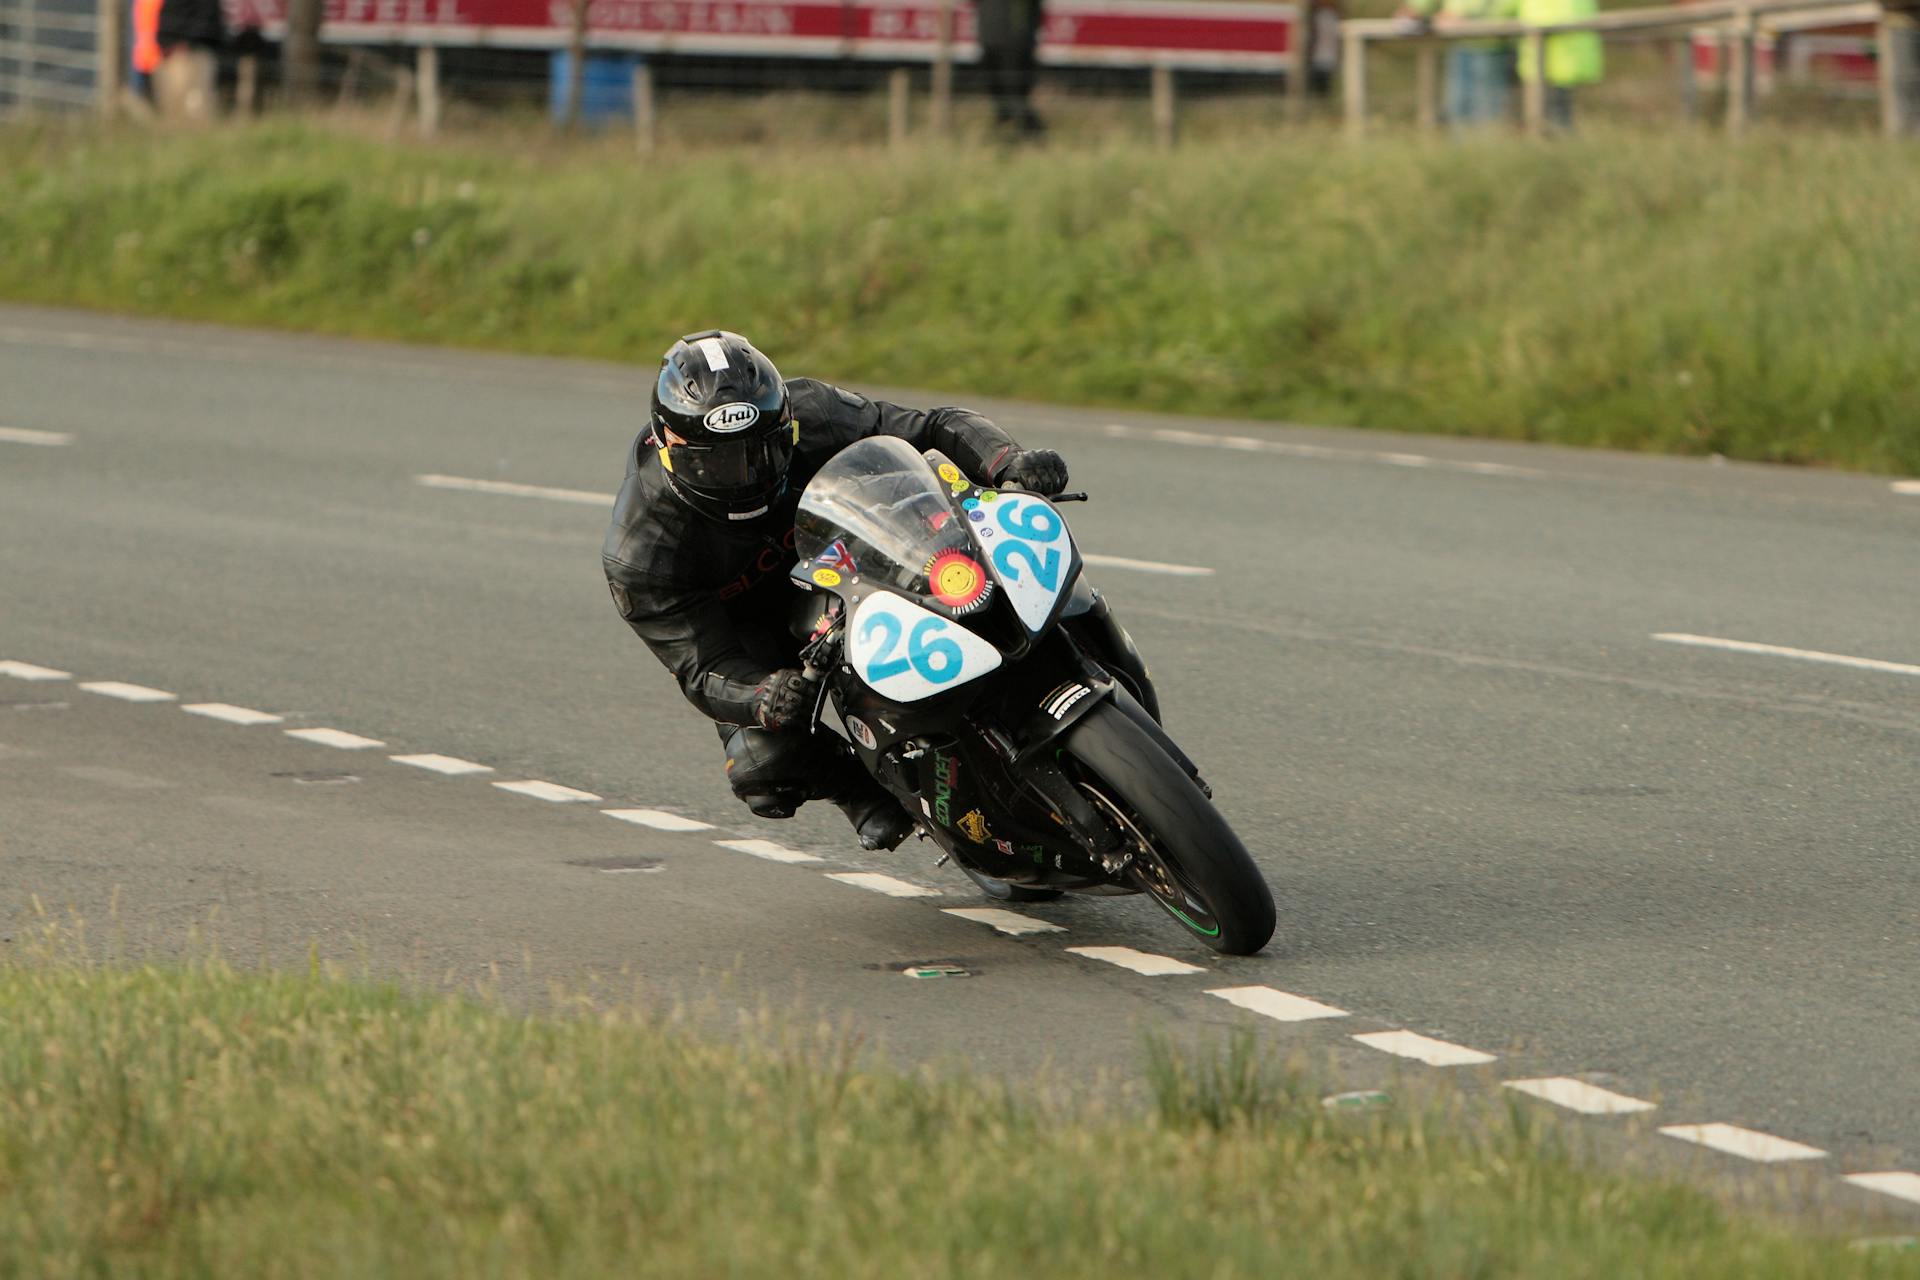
(1517, 0), (1603, 129)
(1401, 0), (1519, 128)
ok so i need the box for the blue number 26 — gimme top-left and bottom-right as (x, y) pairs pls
(861, 611), (965, 686)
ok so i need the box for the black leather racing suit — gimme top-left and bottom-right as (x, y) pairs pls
(601, 378), (1020, 813)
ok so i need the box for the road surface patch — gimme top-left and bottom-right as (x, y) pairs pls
(493, 779), (602, 803)
(827, 872), (942, 898)
(1207, 984), (1348, 1022)
(941, 907), (1066, 936)
(0, 660), (70, 680)
(0, 426), (73, 446)
(602, 807), (715, 832)
(1066, 946), (1204, 976)
(390, 753), (493, 776)
(1504, 1077), (1655, 1115)
(1353, 1030), (1496, 1066)
(1653, 633), (1920, 679)
(79, 681), (176, 703)
(1658, 1123), (1826, 1162)
(58, 764), (172, 790)
(182, 703), (284, 726)
(1845, 1173), (1920, 1206)
(285, 728), (386, 749)
(714, 838), (823, 865)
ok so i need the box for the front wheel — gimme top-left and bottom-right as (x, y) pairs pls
(1063, 702), (1275, 955)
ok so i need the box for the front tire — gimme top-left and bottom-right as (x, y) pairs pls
(1063, 701), (1275, 955)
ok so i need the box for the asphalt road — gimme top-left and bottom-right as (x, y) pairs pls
(2, 304), (1916, 1215)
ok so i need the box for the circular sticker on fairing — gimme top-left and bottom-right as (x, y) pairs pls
(847, 715), (878, 751)
(937, 463), (962, 484)
(812, 568), (842, 588)
(928, 550), (990, 612)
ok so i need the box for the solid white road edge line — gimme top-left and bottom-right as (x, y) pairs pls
(826, 871), (942, 898)
(713, 838), (823, 865)
(415, 474), (613, 506)
(390, 753), (494, 776)
(1206, 985), (1348, 1022)
(1653, 632), (1920, 678)
(602, 808), (715, 832)
(0, 426), (74, 446)
(1845, 1172), (1920, 1205)
(941, 907), (1066, 936)
(1504, 1077), (1656, 1116)
(285, 728), (387, 749)
(0, 660), (71, 680)
(1352, 1030), (1497, 1067)
(1658, 1123), (1827, 1163)
(493, 779), (602, 803)
(78, 681), (176, 703)
(182, 703), (284, 726)
(416, 474), (1216, 577)
(1066, 945), (1205, 976)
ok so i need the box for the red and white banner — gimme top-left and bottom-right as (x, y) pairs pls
(239, 0), (1298, 72)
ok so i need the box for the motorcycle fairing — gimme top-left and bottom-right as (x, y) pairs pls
(846, 589), (1003, 703)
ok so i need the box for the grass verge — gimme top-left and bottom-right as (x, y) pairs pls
(0, 120), (1915, 473)
(1, 952), (1914, 1277)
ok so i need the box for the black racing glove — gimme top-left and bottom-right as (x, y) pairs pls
(993, 448), (1070, 497)
(752, 668), (818, 732)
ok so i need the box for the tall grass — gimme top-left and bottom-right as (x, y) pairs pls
(1, 120), (1914, 473)
(0, 948), (1912, 1278)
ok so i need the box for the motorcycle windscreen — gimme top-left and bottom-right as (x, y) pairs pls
(794, 436), (977, 600)
(848, 592), (1003, 702)
(975, 491), (1080, 634)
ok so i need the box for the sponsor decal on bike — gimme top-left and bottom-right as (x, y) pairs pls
(932, 754), (959, 826)
(926, 550), (992, 613)
(702, 401), (760, 433)
(957, 809), (991, 843)
(937, 463), (963, 485)
(846, 715), (877, 751)
(811, 567), (842, 588)
(1043, 681), (1092, 720)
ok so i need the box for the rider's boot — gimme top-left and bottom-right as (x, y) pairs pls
(833, 781), (916, 852)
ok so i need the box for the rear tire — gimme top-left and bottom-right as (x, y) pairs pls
(1063, 701), (1275, 955)
(959, 865), (1065, 903)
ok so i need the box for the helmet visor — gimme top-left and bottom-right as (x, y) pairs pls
(662, 429), (794, 497)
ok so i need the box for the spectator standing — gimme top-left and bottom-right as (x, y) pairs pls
(1516, 0), (1602, 130)
(1402, 0), (1519, 129)
(1889, 0), (1920, 133)
(152, 0), (225, 120)
(976, 0), (1047, 137)
(1309, 0), (1343, 97)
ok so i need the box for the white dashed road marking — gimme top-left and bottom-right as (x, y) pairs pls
(602, 808), (715, 832)
(1504, 1077), (1656, 1116)
(827, 871), (942, 898)
(0, 660), (70, 680)
(285, 728), (386, 749)
(1103, 423), (1546, 480)
(0, 426), (73, 446)
(1066, 946), (1205, 976)
(493, 779), (602, 803)
(1845, 1172), (1920, 1205)
(415, 474), (612, 506)
(1653, 633), (1920, 679)
(182, 703), (284, 726)
(1892, 480), (1920, 495)
(942, 907), (1067, 936)
(1080, 553), (1214, 577)
(79, 681), (176, 703)
(1353, 1030), (1497, 1067)
(391, 753), (493, 776)
(714, 838), (823, 865)
(1207, 985), (1348, 1023)
(1658, 1123), (1827, 1163)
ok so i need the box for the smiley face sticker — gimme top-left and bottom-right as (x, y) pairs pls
(927, 550), (990, 612)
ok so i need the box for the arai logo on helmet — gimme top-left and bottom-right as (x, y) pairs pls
(703, 402), (760, 434)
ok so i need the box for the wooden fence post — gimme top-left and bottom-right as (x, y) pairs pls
(931, 0), (954, 135)
(1522, 30), (1546, 133)
(1150, 61), (1176, 147)
(888, 65), (910, 146)
(1880, 12), (1911, 136)
(1415, 40), (1439, 131)
(1342, 29), (1368, 138)
(634, 60), (655, 151)
(236, 53), (258, 114)
(1725, 3), (1754, 133)
(1675, 31), (1698, 120)
(1288, 3), (1311, 119)
(417, 44), (440, 137)
(95, 0), (123, 117)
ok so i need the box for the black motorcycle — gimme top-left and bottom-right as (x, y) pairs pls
(788, 436), (1275, 956)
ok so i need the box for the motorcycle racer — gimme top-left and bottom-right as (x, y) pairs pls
(601, 330), (1070, 851)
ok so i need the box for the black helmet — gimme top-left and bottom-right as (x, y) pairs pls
(650, 330), (794, 521)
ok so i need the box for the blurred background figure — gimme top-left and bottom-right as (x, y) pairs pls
(1401, 0), (1517, 129)
(1890, 0), (1920, 133)
(152, 0), (226, 120)
(1518, 0), (1602, 130)
(1309, 0), (1344, 97)
(131, 0), (163, 103)
(978, 0), (1047, 137)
